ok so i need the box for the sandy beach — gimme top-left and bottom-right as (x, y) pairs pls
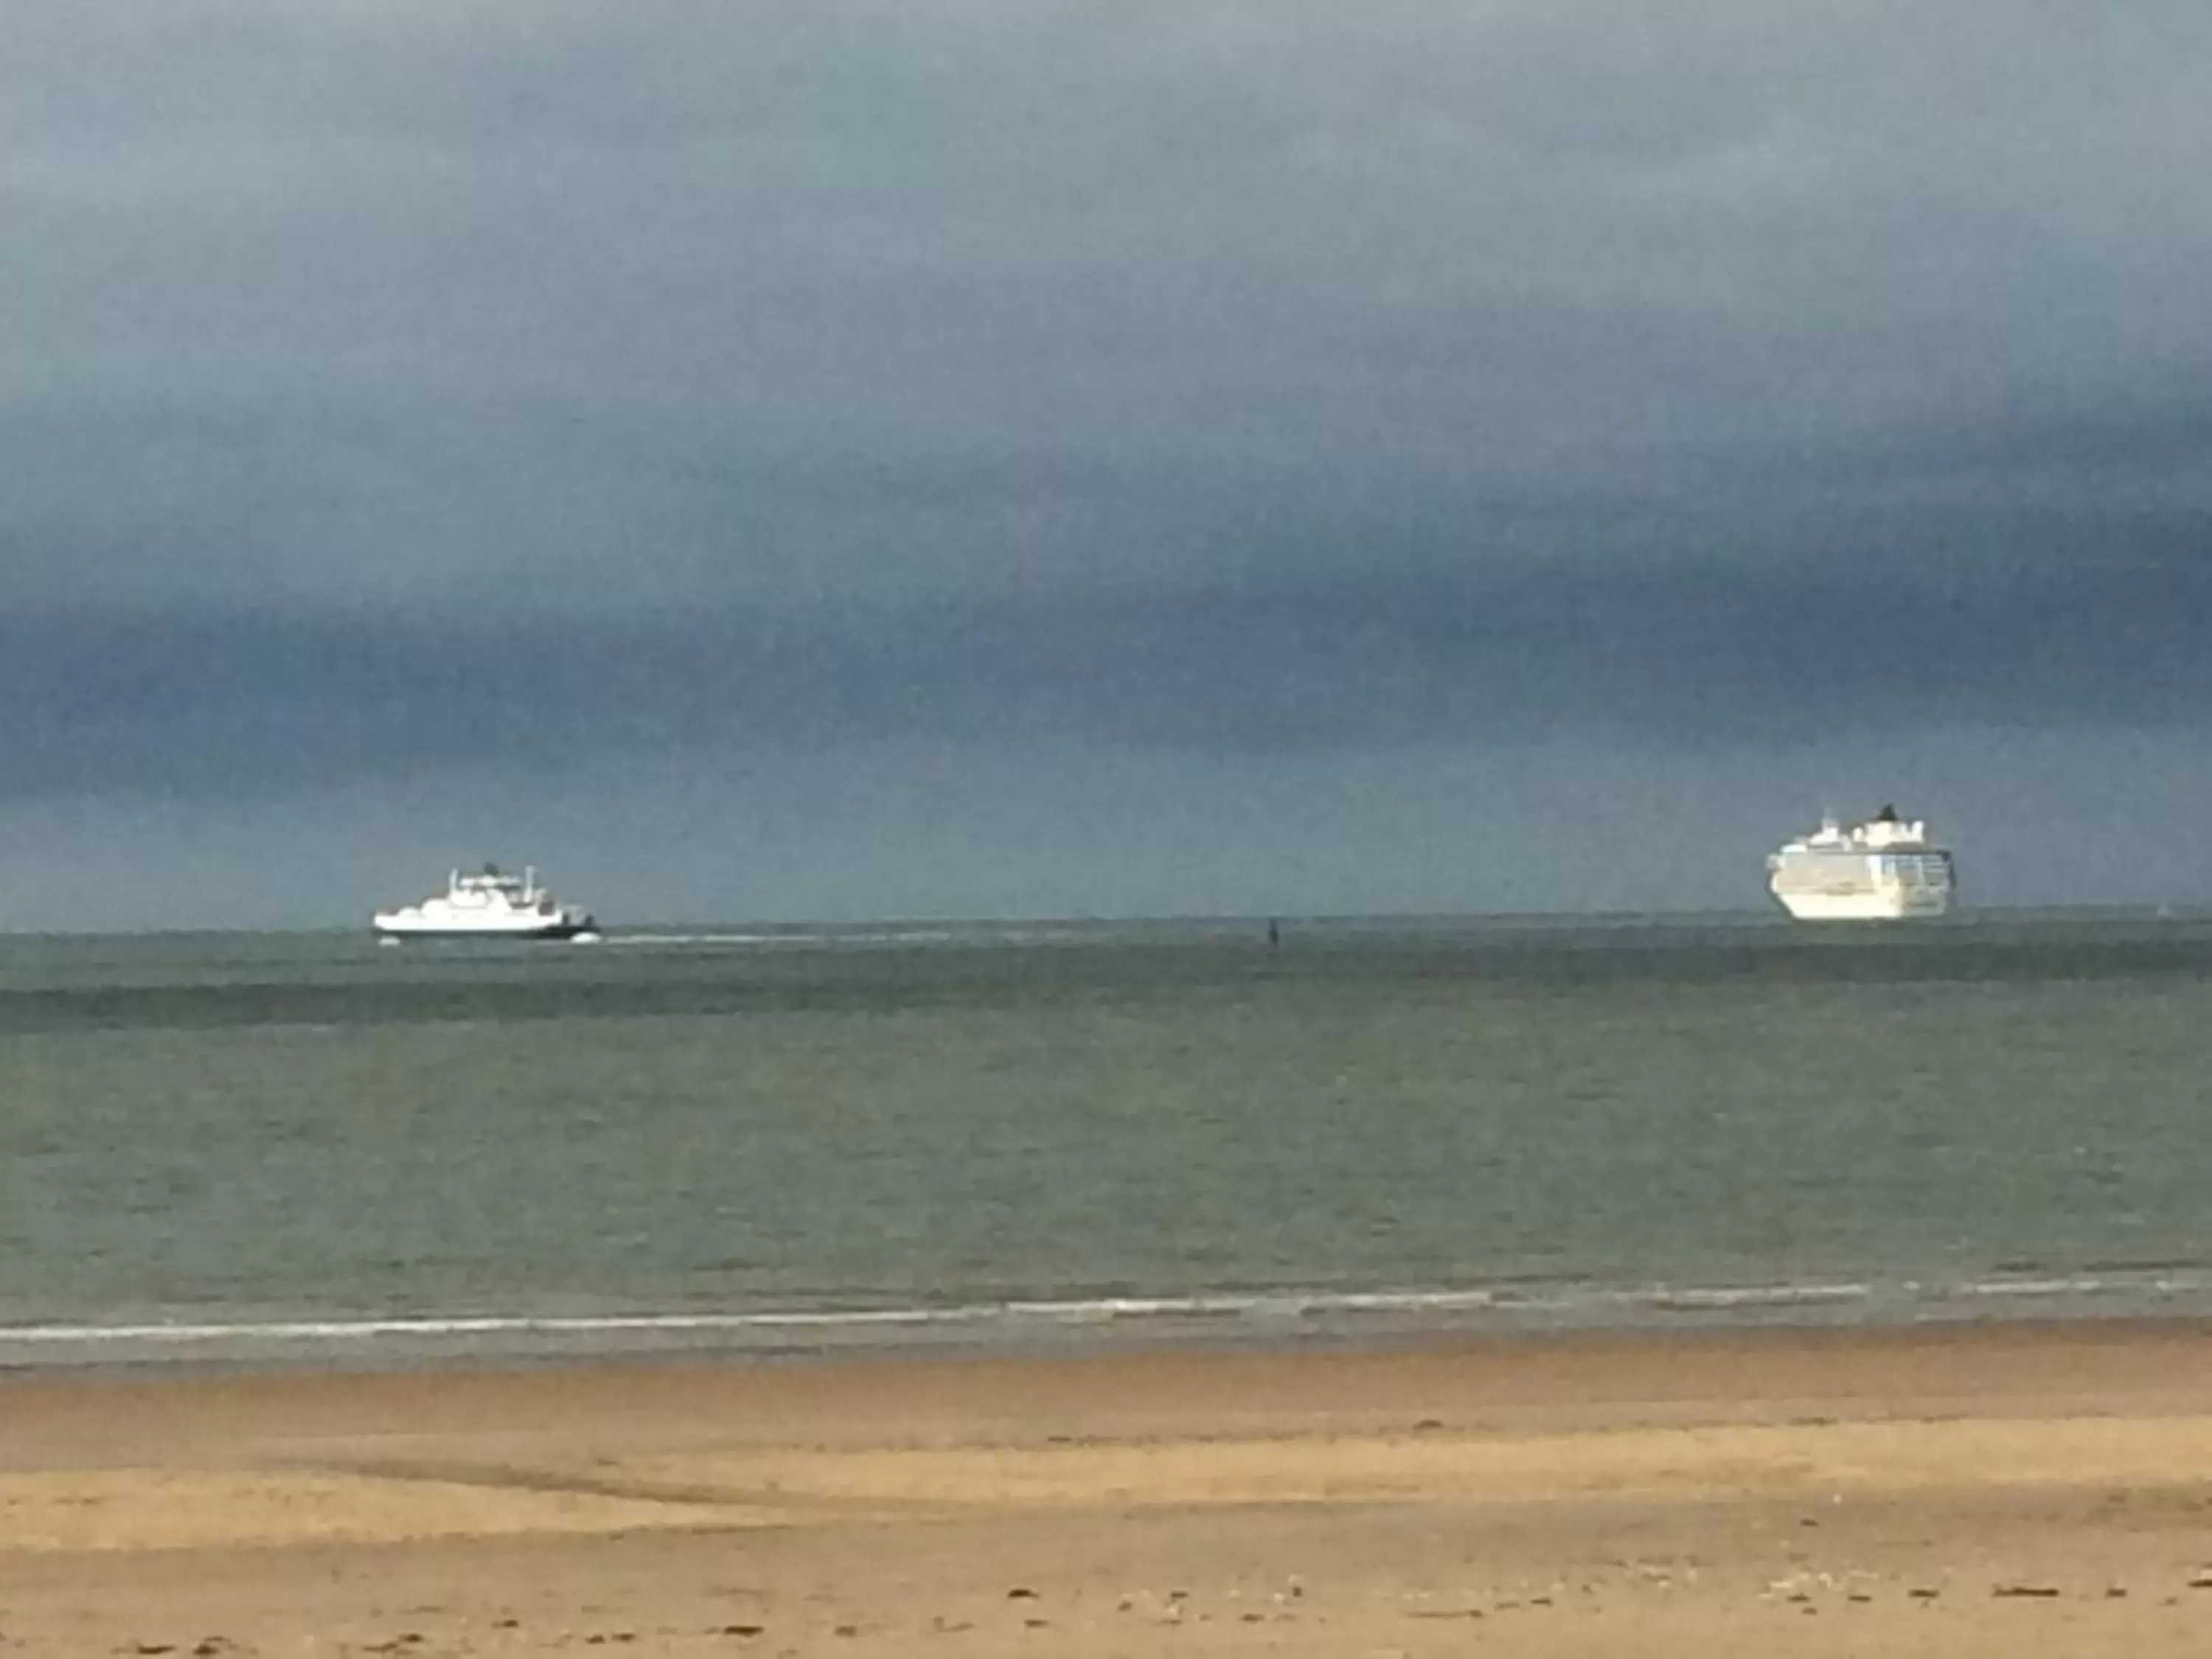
(7, 1322), (2212, 1655)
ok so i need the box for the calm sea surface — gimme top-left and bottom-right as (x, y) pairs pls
(4, 913), (2212, 1367)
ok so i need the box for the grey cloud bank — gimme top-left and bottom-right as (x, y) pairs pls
(2, 3), (2210, 925)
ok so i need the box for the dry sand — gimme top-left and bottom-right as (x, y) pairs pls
(8, 1322), (2212, 1654)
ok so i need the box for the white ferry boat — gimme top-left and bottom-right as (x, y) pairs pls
(1766, 807), (1954, 921)
(372, 865), (598, 940)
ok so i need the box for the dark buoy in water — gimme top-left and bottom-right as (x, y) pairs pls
(1266, 917), (1281, 949)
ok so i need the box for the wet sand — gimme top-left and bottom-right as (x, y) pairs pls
(8, 1321), (2212, 1654)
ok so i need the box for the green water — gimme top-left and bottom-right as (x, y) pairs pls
(2, 915), (2210, 1361)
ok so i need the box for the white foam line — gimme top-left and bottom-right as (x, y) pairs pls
(1, 1273), (2199, 1350)
(595, 927), (1133, 950)
(0, 1295), (1437, 1346)
(0, 1310), (973, 1346)
(1624, 1284), (1876, 1310)
(1957, 1276), (2109, 1299)
(591, 933), (821, 947)
(594, 931), (965, 949)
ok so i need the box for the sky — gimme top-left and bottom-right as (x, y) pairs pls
(4, 1), (2211, 928)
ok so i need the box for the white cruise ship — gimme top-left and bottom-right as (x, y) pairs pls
(1767, 807), (1954, 921)
(372, 865), (598, 940)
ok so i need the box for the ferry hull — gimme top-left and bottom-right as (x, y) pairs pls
(372, 911), (597, 939)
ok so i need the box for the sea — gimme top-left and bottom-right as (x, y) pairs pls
(4, 911), (2212, 1372)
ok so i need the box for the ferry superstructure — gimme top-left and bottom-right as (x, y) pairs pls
(1766, 807), (1954, 921)
(372, 866), (597, 939)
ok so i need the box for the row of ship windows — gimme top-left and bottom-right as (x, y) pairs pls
(1781, 859), (1950, 880)
(1781, 855), (1949, 870)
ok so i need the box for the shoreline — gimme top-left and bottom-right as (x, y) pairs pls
(13, 1266), (2212, 1376)
(8, 1319), (2212, 1652)
(12, 1310), (2212, 1417)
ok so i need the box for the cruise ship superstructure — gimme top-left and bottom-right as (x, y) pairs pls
(372, 866), (597, 939)
(1766, 807), (1954, 921)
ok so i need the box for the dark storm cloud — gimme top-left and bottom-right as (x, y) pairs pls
(8, 1), (2212, 611)
(7, 4), (2212, 922)
(7, 536), (2204, 807)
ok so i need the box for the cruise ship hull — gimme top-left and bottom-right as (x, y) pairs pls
(1770, 886), (1951, 922)
(1767, 852), (1954, 922)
